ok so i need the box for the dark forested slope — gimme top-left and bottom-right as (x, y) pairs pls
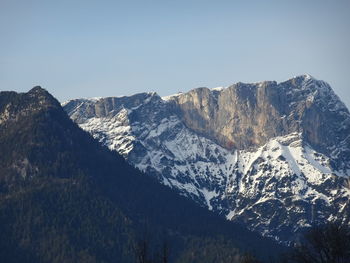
(0, 87), (283, 262)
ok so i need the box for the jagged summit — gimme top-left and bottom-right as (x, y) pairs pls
(63, 76), (350, 243)
(27, 86), (57, 100)
(28, 85), (46, 93)
(162, 74), (318, 102)
(0, 87), (61, 125)
(289, 73), (314, 81)
(64, 91), (163, 124)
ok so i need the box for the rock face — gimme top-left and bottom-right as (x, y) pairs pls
(170, 76), (350, 157)
(63, 75), (350, 243)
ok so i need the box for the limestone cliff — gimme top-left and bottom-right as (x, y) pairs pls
(169, 75), (350, 160)
(63, 75), (350, 243)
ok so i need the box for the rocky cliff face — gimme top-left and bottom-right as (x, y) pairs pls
(170, 75), (350, 158)
(63, 75), (350, 243)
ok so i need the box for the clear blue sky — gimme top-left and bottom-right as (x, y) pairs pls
(1, 0), (350, 107)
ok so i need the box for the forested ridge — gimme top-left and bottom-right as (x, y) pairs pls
(0, 87), (282, 262)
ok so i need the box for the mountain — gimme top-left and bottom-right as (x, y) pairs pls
(0, 87), (281, 262)
(63, 75), (350, 243)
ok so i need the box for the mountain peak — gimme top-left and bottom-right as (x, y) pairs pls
(63, 75), (350, 244)
(28, 86), (56, 100)
(284, 74), (314, 82)
(0, 88), (62, 126)
(29, 85), (46, 93)
(297, 73), (314, 80)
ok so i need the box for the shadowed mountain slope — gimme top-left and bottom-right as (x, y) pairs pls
(0, 87), (282, 262)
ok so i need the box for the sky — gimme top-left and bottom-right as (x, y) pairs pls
(1, 0), (350, 107)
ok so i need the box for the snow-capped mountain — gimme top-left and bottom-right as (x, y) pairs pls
(63, 75), (350, 243)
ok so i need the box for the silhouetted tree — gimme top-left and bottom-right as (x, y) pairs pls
(240, 252), (262, 263)
(282, 223), (350, 263)
(134, 237), (169, 263)
(134, 238), (151, 263)
(159, 241), (169, 263)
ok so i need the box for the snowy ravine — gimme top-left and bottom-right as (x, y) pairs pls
(63, 75), (350, 243)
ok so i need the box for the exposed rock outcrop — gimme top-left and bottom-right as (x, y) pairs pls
(63, 75), (350, 243)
